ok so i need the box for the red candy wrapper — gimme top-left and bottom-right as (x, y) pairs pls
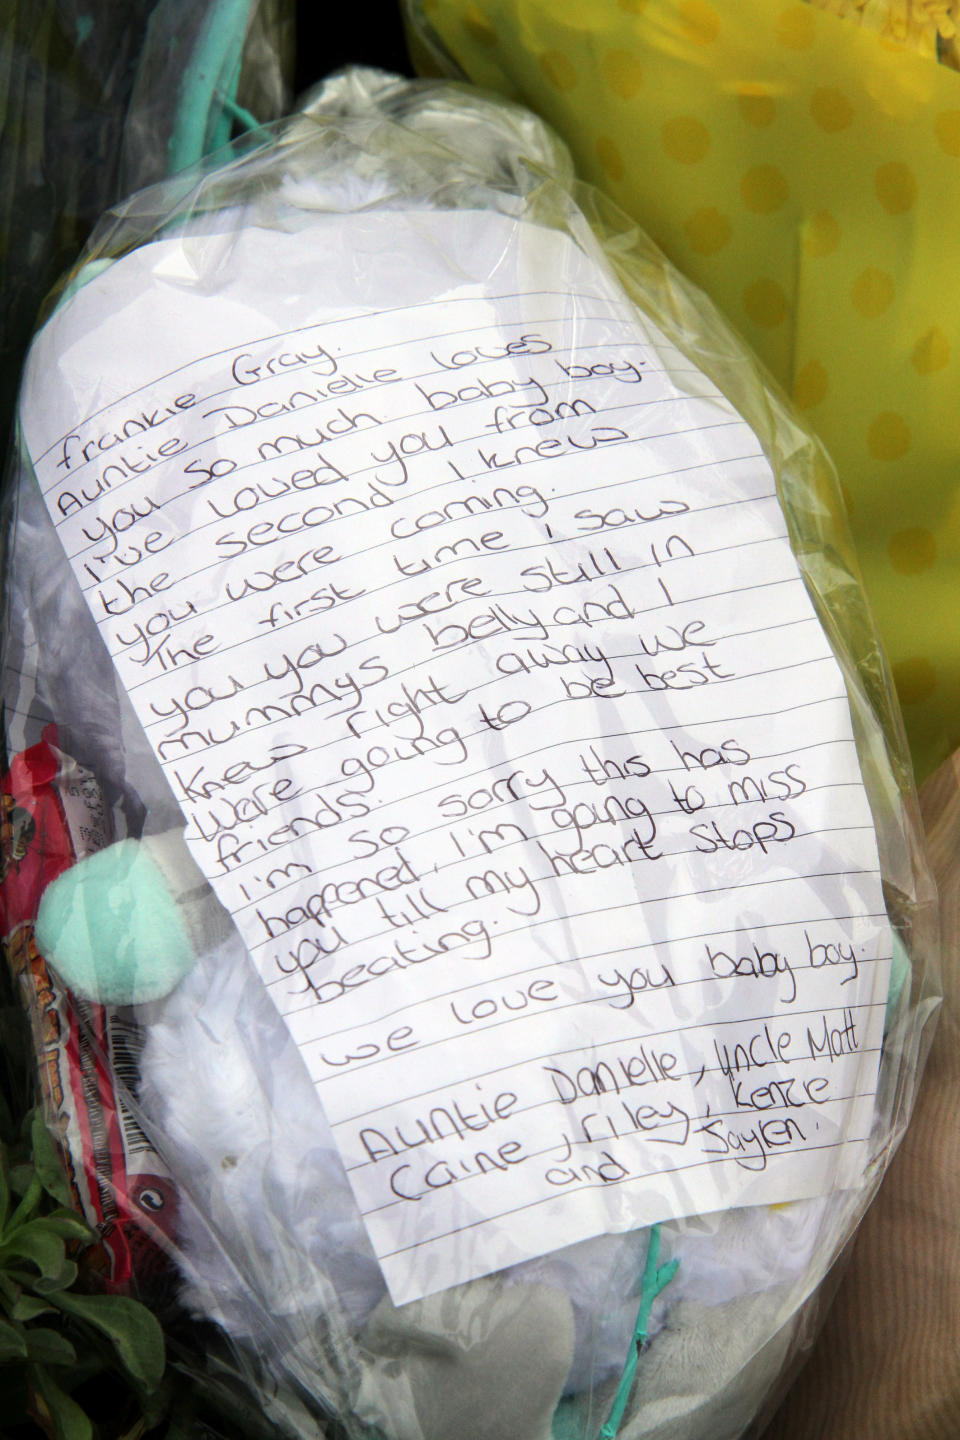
(1, 724), (176, 1296)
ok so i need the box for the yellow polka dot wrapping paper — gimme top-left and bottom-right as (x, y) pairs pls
(406, 0), (960, 784)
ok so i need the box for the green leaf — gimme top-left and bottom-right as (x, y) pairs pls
(25, 1327), (78, 1367)
(4, 1172), (42, 1231)
(33, 1260), (79, 1296)
(3, 1269), (37, 1290)
(53, 1293), (165, 1392)
(27, 1217), (90, 1247)
(0, 1222), (65, 1277)
(30, 1113), (73, 1209)
(9, 1163), (35, 1196)
(11, 1294), (55, 1321)
(140, 1377), (173, 1432)
(31, 1363), (94, 1440)
(0, 1314), (28, 1360)
(37, 1211), (93, 1243)
(0, 1271), (21, 1308)
(0, 1142), (10, 1233)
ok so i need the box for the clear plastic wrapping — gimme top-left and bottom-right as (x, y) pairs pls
(0, 0), (293, 466)
(2, 68), (939, 1440)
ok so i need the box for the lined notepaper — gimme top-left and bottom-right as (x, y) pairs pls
(21, 210), (890, 1304)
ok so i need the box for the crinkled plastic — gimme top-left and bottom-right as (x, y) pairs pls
(0, 0), (293, 463)
(1, 68), (940, 1440)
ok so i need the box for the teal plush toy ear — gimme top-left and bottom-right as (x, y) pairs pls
(36, 833), (228, 1006)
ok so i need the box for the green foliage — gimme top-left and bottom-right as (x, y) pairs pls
(0, 1105), (166, 1439)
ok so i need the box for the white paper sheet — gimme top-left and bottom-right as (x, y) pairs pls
(20, 209), (891, 1305)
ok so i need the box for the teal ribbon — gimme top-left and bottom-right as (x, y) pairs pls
(597, 1225), (680, 1440)
(162, 0), (257, 174)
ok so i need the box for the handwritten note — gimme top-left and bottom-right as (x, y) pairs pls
(20, 210), (891, 1305)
